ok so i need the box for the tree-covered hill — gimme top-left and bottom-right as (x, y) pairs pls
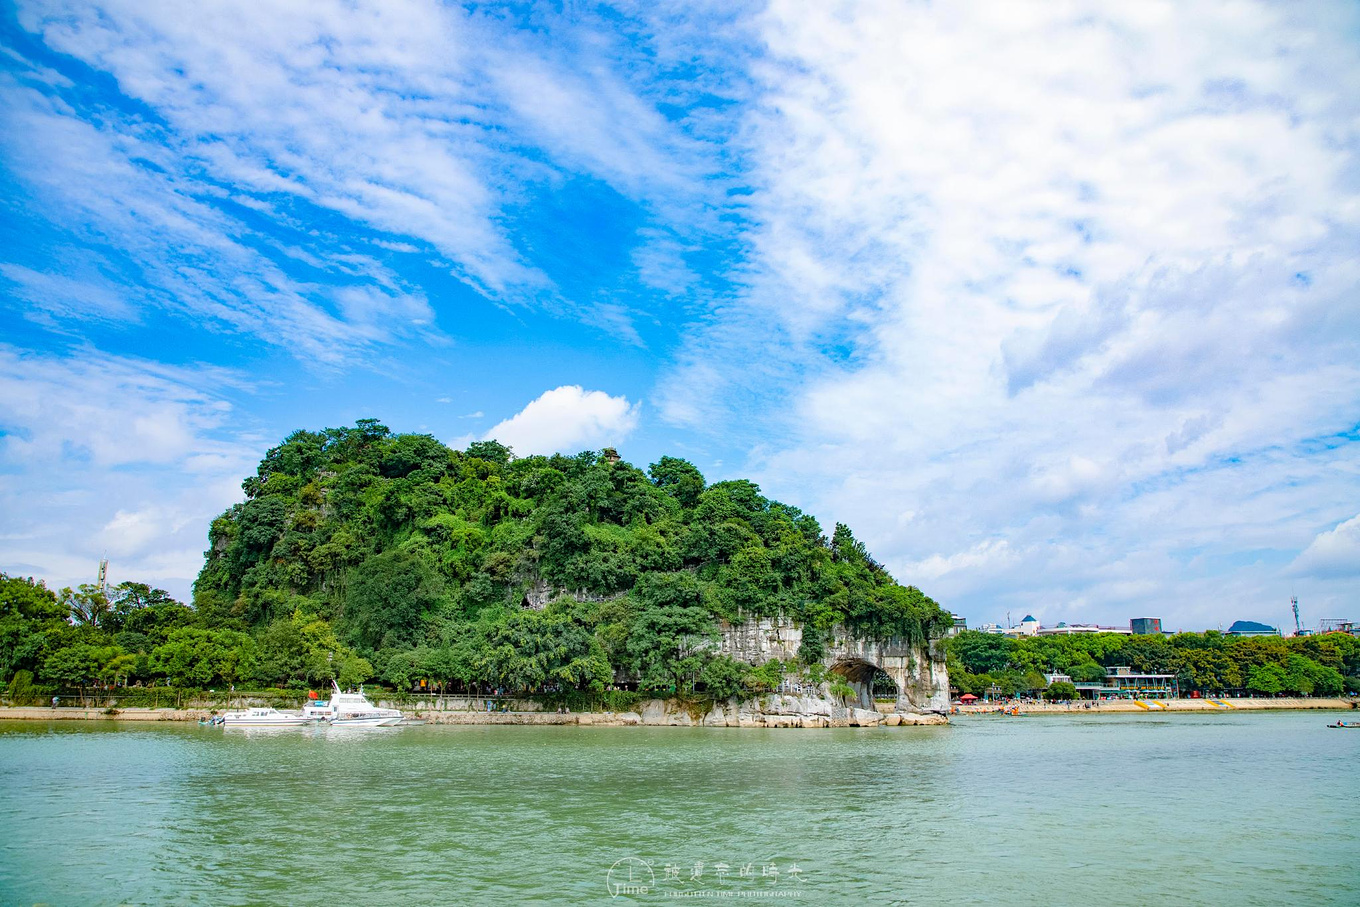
(176, 420), (949, 696)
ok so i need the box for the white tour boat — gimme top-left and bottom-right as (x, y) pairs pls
(321, 683), (405, 727)
(221, 706), (311, 727)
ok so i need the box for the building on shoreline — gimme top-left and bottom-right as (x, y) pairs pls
(1072, 666), (1179, 700)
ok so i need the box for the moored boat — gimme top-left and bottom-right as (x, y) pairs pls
(324, 682), (404, 727)
(222, 706), (311, 727)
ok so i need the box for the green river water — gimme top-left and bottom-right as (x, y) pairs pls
(0, 711), (1356, 905)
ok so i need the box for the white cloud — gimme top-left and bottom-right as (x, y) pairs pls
(6, 0), (723, 350)
(0, 344), (259, 599)
(659, 0), (1360, 627)
(1291, 516), (1360, 580)
(485, 386), (640, 457)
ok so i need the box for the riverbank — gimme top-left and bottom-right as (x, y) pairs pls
(955, 696), (1356, 715)
(0, 701), (946, 728)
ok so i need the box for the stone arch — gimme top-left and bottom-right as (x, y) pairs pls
(830, 657), (896, 711)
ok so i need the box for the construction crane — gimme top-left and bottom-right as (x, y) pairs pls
(1292, 596), (1301, 636)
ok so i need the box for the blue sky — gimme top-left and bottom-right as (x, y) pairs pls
(1, 1), (1358, 632)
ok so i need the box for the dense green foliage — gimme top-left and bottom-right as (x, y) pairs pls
(949, 629), (1360, 698)
(3, 421), (950, 701)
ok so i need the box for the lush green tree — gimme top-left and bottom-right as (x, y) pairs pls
(1, 574), (65, 621)
(1068, 661), (1107, 684)
(105, 582), (180, 634)
(344, 549), (446, 650)
(63, 584), (111, 629)
(0, 575), (66, 683)
(152, 628), (257, 687)
(1044, 681), (1078, 701)
(41, 643), (122, 692)
(950, 632), (1015, 675)
(1247, 663), (1286, 696)
(698, 655), (753, 700)
(648, 456), (705, 509)
(626, 574), (717, 693)
(255, 610), (369, 687)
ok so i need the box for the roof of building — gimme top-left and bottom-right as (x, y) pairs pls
(1022, 614), (1037, 622)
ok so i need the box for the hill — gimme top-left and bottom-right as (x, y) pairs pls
(1, 420), (950, 700)
(184, 420), (951, 696)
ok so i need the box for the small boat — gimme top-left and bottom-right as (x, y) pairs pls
(324, 682), (404, 727)
(222, 706), (311, 727)
(1327, 721), (1358, 729)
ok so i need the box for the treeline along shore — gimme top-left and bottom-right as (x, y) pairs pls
(948, 628), (1360, 699)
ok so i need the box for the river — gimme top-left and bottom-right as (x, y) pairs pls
(0, 711), (1355, 905)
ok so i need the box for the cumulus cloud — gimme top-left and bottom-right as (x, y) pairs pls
(485, 386), (640, 457)
(1291, 516), (1360, 579)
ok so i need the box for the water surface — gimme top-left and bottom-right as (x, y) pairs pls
(0, 712), (1355, 905)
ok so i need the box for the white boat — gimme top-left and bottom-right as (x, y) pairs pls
(320, 683), (405, 727)
(221, 706), (311, 727)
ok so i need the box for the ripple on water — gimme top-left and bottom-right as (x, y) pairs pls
(0, 715), (1357, 905)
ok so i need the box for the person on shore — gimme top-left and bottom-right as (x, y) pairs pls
(51, 695), (59, 708)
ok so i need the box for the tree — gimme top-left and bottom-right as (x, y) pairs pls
(648, 457), (705, 509)
(950, 631), (1015, 675)
(105, 582), (180, 634)
(1246, 663), (1286, 696)
(467, 440), (513, 466)
(0, 574), (64, 621)
(41, 644), (121, 695)
(698, 655), (752, 700)
(1069, 662), (1107, 684)
(626, 573), (717, 694)
(1044, 681), (1077, 701)
(256, 610), (370, 687)
(152, 628), (257, 687)
(63, 584), (110, 629)
(1022, 669), (1048, 693)
(344, 549), (446, 650)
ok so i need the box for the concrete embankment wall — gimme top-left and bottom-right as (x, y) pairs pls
(0, 696), (947, 728)
(0, 707), (205, 721)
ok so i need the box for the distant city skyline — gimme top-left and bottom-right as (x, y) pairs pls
(2, 2), (1358, 628)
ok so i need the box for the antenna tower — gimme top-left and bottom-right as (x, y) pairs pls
(1291, 596), (1301, 635)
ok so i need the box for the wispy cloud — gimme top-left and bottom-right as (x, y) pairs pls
(5, 1), (733, 358)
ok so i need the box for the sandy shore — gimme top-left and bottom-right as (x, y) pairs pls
(956, 697), (1356, 715)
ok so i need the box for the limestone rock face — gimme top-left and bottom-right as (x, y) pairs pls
(718, 616), (951, 716)
(895, 711), (949, 726)
(522, 579), (625, 611)
(848, 707), (884, 726)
